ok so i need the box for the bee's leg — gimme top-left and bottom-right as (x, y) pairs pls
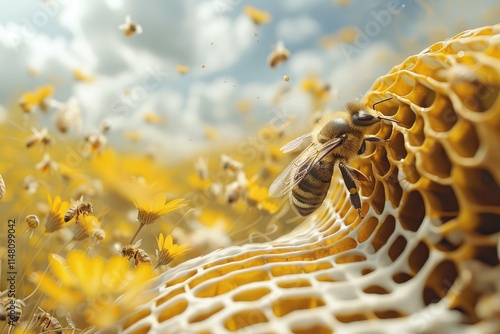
(343, 164), (372, 183)
(339, 163), (363, 219)
(358, 136), (386, 155)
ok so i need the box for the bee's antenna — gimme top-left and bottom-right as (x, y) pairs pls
(372, 97), (392, 111)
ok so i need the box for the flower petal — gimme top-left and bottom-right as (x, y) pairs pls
(49, 254), (76, 288)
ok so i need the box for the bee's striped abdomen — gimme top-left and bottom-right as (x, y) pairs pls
(291, 158), (335, 216)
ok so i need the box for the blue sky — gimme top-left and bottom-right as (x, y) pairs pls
(0, 0), (498, 162)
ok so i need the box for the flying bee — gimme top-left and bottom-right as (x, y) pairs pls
(221, 154), (243, 174)
(118, 15), (143, 36)
(64, 197), (94, 223)
(119, 239), (152, 267)
(0, 297), (25, 324)
(26, 127), (52, 149)
(34, 307), (62, 334)
(269, 98), (398, 218)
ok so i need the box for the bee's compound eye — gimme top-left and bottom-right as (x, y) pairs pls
(353, 111), (377, 126)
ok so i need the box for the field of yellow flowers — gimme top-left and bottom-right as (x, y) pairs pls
(0, 75), (331, 331)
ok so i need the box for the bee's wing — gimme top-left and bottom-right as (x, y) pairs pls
(269, 137), (344, 197)
(280, 133), (312, 153)
(269, 142), (314, 197)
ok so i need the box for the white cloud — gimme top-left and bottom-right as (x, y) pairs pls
(1, 0), (499, 163)
(276, 15), (320, 44)
(289, 50), (326, 77)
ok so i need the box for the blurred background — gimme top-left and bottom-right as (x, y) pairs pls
(1, 0), (498, 164)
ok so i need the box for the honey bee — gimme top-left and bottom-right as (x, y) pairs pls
(221, 154), (243, 174)
(35, 307), (62, 334)
(267, 41), (290, 68)
(0, 297), (25, 324)
(120, 239), (152, 267)
(25, 214), (39, 238)
(54, 97), (82, 133)
(25, 127), (52, 149)
(64, 197), (94, 223)
(118, 15), (143, 36)
(269, 98), (398, 218)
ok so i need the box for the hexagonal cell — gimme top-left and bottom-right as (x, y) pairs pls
(358, 161), (376, 197)
(277, 279), (312, 289)
(388, 235), (408, 262)
(434, 235), (463, 252)
(386, 167), (403, 208)
(394, 104), (416, 129)
(476, 212), (500, 235)
(195, 270), (270, 298)
(447, 119), (480, 158)
(371, 146), (391, 177)
(272, 296), (325, 317)
(224, 309), (268, 331)
(408, 114), (426, 147)
(357, 216), (379, 243)
(123, 309), (152, 330)
(361, 267), (374, 275)
(454, 167), (500, 207)
(188, 304), (224, 323)
(402, 154), (421, 184)
(452, 80), (499, 113)
(233, 287), (271, 303)
(421, 183), (459, 220)
(474, 246), (500, 266)
(158, 299), (188, 323)
(369, 180), (386, 215)
(371, 215), (396, 252)
(335, 313), (368, 323)
(409, 241), (430, 275)
(389, 73), (416, 97)
(416, 84), (436, 108)
(388, 131), (407, 161)
(399, 191), (425, 232)
(335, 253), (366, 264)
(423, 260), (457, 306)
(419, 139), (453, 179)
(156, 286), (185, 307)
(291, 324), (333, 334)
(374, 310), (404, 319)
(363, 285), (390, 295)
(392, 272), (413, 284)
(426, 94), (458, 132)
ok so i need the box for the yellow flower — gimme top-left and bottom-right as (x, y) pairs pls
(246, 180), (280, 214)
(243, 5), (271, 25)
(130, 193), (187, 243)
(204, 125), (219, 140)
(31, 250), (154, 329)
(19, 85), (54, 113)
(155, 233), (189, 269)
(259, 200), (280, 214)
(73, 68), (95, 82)
(45, 194), (70, 233)
(175, 65), (190, 74)
(143, 111), (164, 124)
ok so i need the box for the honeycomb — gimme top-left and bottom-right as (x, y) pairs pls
(102, 25), (500, 334)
